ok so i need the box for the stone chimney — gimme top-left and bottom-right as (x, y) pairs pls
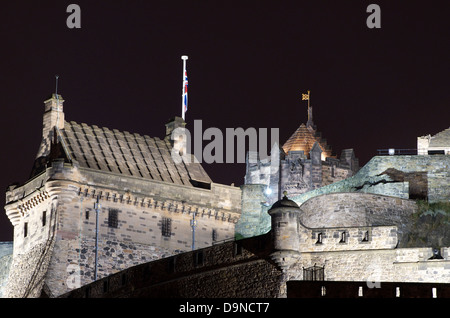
(417, 135), (431, 155)
(165, 116), (190, 162)
(36, 94), (65, 160)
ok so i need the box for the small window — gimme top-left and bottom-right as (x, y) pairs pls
(108, 209), (119, 228)
(24, 222), (28, 237)
(161, 217), (172, 237)
(212, 229), (218, 242)
(316, 232), (323, 244)
(42, 211), (47, 227)
(362, 231), (370, 242)
(339, 231), (347, 243)
(321, 286), (326, 297)
(85, 210), (90, 220)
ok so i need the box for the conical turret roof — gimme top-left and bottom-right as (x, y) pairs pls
(282, 123), (333, 159)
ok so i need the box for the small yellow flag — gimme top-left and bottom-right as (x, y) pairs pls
(302, 93), (309, 100)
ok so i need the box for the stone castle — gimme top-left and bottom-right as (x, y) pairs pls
(2, 94), (240, 297)
(238, 102), (359, 238)
(1, 91), (450, 298)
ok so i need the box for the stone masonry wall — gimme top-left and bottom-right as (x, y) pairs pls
(236, 184), (271, 238)
(5, 159), (242, 297)
(61, 233), (283, 298)
(3, 189), (58, 298)
(45, 184), (238, 297)
(288, 247), (450, 285)
(292, 155), (450, 205)
(61, 229), (450, 298)
(298, 225), (398, 252)
(0, 242), (13, 298)
(299, 193), (417, 228)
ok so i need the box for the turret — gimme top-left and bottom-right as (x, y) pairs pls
(268, 192), (302, 296)
(268, 192), (301, 253)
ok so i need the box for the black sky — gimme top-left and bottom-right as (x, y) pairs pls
(0, 1), (449, 241)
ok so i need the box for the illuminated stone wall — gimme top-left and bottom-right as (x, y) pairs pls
(4, 160), (241, 297)
(0, 242), (13, 297)
(292, 155), (450, 205)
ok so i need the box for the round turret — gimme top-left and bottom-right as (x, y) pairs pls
(268, 192), (301, 252)
(269, 193), (300, 209)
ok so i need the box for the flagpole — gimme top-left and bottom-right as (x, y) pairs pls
(181, 55), (188, 121)
(308, 90), (310, 109)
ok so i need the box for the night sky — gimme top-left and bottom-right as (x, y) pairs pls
(0, 1), (449, 241)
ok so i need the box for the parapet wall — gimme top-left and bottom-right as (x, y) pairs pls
(299, 192), (417, 228)
(60, 233), (282, 298)
(298, 225), (398, 252)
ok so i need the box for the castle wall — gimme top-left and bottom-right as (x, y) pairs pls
(246, 148), (358, 205)
(4, 160), (242, 297)
(235, 184), (271, 238)
(61, 233), (283, 298)
(60, 226), (450, 298)
(299, 193), (417, 232)
(298, 225), (398, 252)
(292, 155), (450, 205)
(321, 165), (353, 186)
(3, 180), (57, 298)
(287, 247), (450, 286)
(0, 242), (13, 298)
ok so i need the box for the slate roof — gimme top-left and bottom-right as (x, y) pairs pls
(60, 120), (211, 186)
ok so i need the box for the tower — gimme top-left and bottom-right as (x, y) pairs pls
(4, 92), (242, 298)
(268, 192), (301, 254)
(241, 92), (359, 238)
(267, 192), (302, 297)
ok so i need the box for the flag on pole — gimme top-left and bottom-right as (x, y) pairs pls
(183, 70), (188, 113)
(302, 93), (309, 100)
(181, 55), (189, 120)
